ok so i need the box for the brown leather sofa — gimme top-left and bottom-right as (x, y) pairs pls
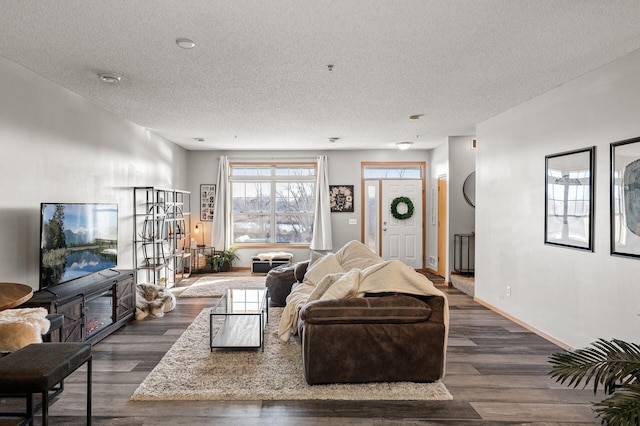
(297, 292), (446, 385)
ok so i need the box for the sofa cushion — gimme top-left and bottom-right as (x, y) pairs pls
(300, 294), (432, 325)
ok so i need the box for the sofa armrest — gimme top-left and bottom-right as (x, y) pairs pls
(299, 294), (432, 325)
(294, 260), (309, 282)
(298, 294), (446, 385)
(423, 294), (445, 324)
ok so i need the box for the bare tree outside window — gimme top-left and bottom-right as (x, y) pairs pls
(231, 164), (316, 245)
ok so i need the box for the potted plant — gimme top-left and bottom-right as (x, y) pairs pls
(205, 247), (238, 273)
(219, 247), (238, 272)
(548, 338), (640, 425)
(205, 253), (223, 273)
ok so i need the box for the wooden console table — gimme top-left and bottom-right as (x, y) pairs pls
(22, 270), (135, 344)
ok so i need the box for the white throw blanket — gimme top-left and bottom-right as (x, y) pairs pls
(254, 251), (293, 264)
(278, 241), (449, 350)
(0, 307), (50, 352)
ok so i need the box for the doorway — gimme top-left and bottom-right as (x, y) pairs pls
(437, 176), (447, 277)
(362, 162), (425, 269)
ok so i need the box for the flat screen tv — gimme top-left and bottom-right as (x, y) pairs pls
(39, 203), (118, 289)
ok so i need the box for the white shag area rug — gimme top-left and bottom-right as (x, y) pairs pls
(178, 276), (266, 298)
(131, 308), (452, 401)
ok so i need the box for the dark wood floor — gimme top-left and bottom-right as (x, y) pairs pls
(2, 277), (602, 425)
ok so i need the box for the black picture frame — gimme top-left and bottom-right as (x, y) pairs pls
(200, 184), (216, 222)
(610, 136), (640, 258)
(329, 185), (354, 212)
(544, 147), (595, 251)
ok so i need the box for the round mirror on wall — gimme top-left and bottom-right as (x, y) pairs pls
(463, 171), (476, 208)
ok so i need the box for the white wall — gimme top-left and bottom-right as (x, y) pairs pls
(0, 56), (188, 290)
(448, 136), (476, 272)
(186, 149), (431, 266)
(476, 49), (640, 347)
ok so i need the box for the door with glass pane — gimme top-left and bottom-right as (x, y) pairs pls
(362, 163), (425, 269)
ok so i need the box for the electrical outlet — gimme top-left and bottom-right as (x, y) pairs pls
(506, 286), (511, 297)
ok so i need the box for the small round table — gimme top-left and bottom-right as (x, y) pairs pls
(0, 282), (34, 311)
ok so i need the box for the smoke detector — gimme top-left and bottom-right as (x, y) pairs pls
(98, 73), (121, 83)
(176, 38), (196, 49)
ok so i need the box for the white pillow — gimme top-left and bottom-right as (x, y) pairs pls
(303, 253), (344, 286)
(309, 250), (325, 266)
(320, 268), (361, 300)
(306, 272), (344, 303)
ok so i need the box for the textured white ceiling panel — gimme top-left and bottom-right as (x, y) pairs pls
(1, 0), (640, 150)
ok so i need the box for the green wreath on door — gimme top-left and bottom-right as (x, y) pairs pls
(390, 196), (414, 220)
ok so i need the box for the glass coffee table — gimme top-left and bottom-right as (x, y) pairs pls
(210, 288), (268, 351)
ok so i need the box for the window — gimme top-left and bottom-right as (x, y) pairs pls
(230, 163), (316, 245)
(363, 165), (422, 179)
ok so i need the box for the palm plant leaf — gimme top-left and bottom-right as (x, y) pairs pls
(548, 338), (640, 395)
(593, 383), (640, 426)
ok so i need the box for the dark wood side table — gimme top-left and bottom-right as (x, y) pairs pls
(0, 282), (33, 311)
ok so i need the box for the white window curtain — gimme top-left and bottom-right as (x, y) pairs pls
(310, 155), (332, 250)
(211, 155), (229, 250)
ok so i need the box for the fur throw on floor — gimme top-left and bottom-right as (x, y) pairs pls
(136, 284), (177, 320)
(0, 307), (50, 352)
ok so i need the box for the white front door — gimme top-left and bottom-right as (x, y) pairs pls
(381, 180), (423, 269)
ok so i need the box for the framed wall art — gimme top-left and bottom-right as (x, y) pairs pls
(610, 136), (640, 258)
(200, 184), (216, 221)
(329, 185), (354, 212)
(544, 147), (595, 251)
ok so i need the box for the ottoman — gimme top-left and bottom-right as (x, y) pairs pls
(251, 252), (293, 274)
(0, 342), (92, 425)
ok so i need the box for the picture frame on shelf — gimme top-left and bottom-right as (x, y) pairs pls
(329, 185), (354, 212)
(610, 136), (640, 258)
(544, 146), (595, 251)
(200, 184), (215, 222)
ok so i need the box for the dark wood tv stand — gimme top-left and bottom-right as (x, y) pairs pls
(23, 269), (135, 344)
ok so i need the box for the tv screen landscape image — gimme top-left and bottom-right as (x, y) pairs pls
(40, 203), (118, 289)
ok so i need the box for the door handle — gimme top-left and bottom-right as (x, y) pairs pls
(383, 228), (387, 231)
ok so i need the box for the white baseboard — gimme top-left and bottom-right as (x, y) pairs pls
(473, 296), (571, 350)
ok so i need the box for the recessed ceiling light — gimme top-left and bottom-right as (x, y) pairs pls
(328, 137), (339, 143)
(194, 138), (205, 142)
(396, 141), (413, 150)
(409, 114), (423, 120)
(176, 38), (196, 49)
(98, 73), (121, 83)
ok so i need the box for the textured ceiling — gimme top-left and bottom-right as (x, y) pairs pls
(1, 1), (640, 151)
